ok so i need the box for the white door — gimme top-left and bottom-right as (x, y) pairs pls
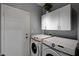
(1, 4), (31, 56)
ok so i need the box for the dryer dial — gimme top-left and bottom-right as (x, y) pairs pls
(52, 43), (55, 47)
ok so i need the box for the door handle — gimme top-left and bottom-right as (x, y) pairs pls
(26, 33), (28, 35)
(26, 37), (28, 38)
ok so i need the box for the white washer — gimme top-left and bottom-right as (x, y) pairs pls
(42, 36), (78, 56)
(31, 34), (51, 56)
(42, 44), (68, 56)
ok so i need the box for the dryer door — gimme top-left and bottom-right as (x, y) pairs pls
(31, 42), (39, 56)
(42, 49), (60, 56)
(32, 43), (37, 54)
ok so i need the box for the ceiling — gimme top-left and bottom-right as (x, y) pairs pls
(37, 3), (54, 7)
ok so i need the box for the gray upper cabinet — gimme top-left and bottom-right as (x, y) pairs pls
(59, 4), (71, 30)
(42, 9), (59, 30)
(41, 4), (71, 30)
(46, 9), (59, 30)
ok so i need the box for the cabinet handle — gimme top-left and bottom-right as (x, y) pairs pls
(26, 33), (28, 35)
(26, 37), (28, 38)
(58, 25), (61, 30)
(58, 25), (59, 29)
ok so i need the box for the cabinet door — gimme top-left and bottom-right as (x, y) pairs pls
(46, 9), (59, 30)
(59, 4), (71, 30)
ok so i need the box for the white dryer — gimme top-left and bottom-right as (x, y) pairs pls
(31, 38), (40, 56)
(31, 34), (51, 56)
(42, 36), (78, 56)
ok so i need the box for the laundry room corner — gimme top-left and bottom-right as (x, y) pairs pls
(0, 3), (79, 56)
